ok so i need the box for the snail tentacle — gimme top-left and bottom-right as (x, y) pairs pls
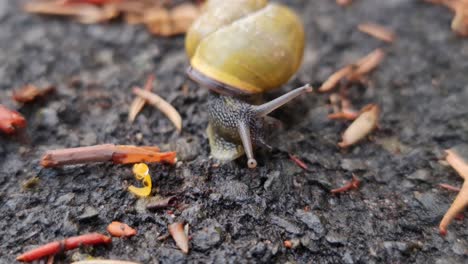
(252, 84), (313, 117)
(237, 120), (257, 169)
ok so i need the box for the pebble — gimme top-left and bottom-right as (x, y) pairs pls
(219, 180), (250, 203)
(270, 216), (302, 235)
(407, 169), (431, 182)
(192, 226), (222, 251)
(325, 231), (347, 245)
(340, 158), (367, 171)
(296, 209), (325, 236)
(77, 206), (99, 222)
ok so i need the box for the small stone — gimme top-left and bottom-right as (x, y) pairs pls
(407, 169), (431, 181)
(296, 209), (325, 236)
(270, 216), (302, 235)
(219, 181), (250, 203)
(342, 251), (354, 264)
(452, 240), (468, 256)
(382, 241), (409, 254)
(38, 108), (59, 128)
(55, 193), (75, 206)
(300, 235), (320, 252)
(325, 231), (347, 245)
(340, 159), (367, 171)
(192, 226), (222, 251)
(77, 206), (99, 222)
(170, 137), (201, 162)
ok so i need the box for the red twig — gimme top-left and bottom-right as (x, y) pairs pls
(289, 154), (309, 170)
(17, 233), (111, 262)
(439, 183), (461, 192)
(331, 174), (361, 194)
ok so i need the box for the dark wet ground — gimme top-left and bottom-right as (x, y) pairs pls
(1, 0), (468, 263)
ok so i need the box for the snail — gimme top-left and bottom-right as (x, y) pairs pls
(185, 0), (311, 168)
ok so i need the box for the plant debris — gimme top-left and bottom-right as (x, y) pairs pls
(72, 260), (141, 264)
(17, 233), (112, 262)
(40, 144), (177, 167)
(128, 163), (152, 197)
(425, 0), (468, 36)
(358, 22), (396, 43)
(336, 0), (353, 6)
(168, 222), (189, 254)
(128, 75), (155, 123)
(439, 146), (468, 236)
(24, 0), (201, 36)
(338, 104), (380, 148)
(289, 153), (309, 170)
(146, 196), (178, 210)
(439, 183), (462, 192)
(0, 104), (27, 134)
(12, 85), (55, 103)
(318, 49), (385, 92)
(133, 87), (182, 132)
(331, 174), (361, 194)
(107, 221), (137, 237)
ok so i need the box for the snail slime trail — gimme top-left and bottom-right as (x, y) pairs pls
(185, 0), (311, 168)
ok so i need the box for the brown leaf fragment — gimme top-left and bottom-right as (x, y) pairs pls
(425, 0), (468, 36)
(128, 75), (155, 123)
(348, 49), (385, 82)
(438, 145), (468, 235)
(146, 196), (178, 210)
(318, 66), (353, 93)
(144, 3), (200, 36)
(13, 85), (55, 103)
(24, 1), (117, 24)
(169, 222), (189, 254)
(446, 147), (468, 179)
(358, 22), (396, 43)
(336, 0), (353, 6)
(439, 180), (468, 236)
(338, 104), (380, 148)
(133, 88), (182, 132)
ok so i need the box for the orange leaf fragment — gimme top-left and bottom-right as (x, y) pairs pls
(348, 49), (386, 82)
(439, 146), (468, 236)
(358, 23), (396, 43)
(107, 221), (137, 237)
(338, 104), (380, 148)
(13, 84), (55, 103)
(0, 104), (26, 134)
(144, 3), (200, 37)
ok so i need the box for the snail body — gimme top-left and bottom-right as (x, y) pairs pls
(185, 0), (311, 168)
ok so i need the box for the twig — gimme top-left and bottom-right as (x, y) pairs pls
(17, 233), (111, 262)
(40, 144), (176, 167)
(331, 174), (361, 194)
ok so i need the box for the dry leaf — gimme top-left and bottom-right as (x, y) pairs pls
(338, 104), (380, 148)
(133, 88), (182, 132)
(12, 85), (55, 103)
(358, 22), (396, 43)
(169, 222), (189, 254)
(128, 75), (155, 123)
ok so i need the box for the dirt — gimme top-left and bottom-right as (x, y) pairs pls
(1, 0), (467, 263)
